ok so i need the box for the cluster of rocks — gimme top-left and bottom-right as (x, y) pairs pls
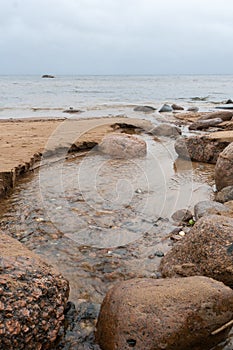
(95, 108), (233, 350)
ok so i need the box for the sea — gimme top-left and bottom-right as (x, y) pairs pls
(0, 74), (233, 120)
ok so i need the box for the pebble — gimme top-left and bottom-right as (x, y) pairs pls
(179, 231), (186, 236)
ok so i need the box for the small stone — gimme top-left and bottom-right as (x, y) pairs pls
(179, 231), (186, 236)
(154, 250), (164, 257)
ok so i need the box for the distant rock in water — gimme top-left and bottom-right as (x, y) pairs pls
(63, 107), (83, 114)
(216, 104), (233, 110)
(42, 74), (55, 78)
(226, 99), (233, 104)
(133, 105), (156, 113)
(158, 104), (173, 112)
(191, 96), (209, 101)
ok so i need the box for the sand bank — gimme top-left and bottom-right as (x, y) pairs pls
(0, 116), (153, 197)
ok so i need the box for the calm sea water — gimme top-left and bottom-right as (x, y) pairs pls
(0, 75), (233, 119)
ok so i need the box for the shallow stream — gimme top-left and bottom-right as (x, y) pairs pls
(1, 133), (231, 349)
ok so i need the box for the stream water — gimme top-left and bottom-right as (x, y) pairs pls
(1, 132), (232, 349)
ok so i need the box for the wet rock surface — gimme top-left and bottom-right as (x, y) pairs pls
(194, 200), (230, 220)
(215, 142), (233, 191)
(159, 215), (233, 287)
(98, 133), (147, 158)
(96, 276), (233, 350)
(0, 233), (69, 350)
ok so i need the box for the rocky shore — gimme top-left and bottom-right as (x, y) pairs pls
(1, 105), (233, 349)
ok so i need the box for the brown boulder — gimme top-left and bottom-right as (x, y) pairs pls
(159, 215), (233, 287)
(96, 276), (233, 350)
(215, 142), (233, 190)
(98, 133), (147, 158)
(174, 136), (229, 163)
(0, 233), (69, 350)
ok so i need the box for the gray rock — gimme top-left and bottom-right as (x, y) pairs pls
(0, 233), (69, 350)
(215, 185), (233, 203)
(158, 104), (173, 112)
(98, 133), (147, 158)
(189, 118), (223, 130)
(96, 276), (233, 350)
(194, 200), (230, 220)
(215, 142), (233, 191)
(133, 105), (156, 113)
(160, 215), (233, 288)
(151, 124), (181, 138)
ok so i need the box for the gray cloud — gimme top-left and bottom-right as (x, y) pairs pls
(1, 0), (233, 74)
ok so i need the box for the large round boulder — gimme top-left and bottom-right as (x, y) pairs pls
(0, 233), (69, 350)
(98, 133), (147, 158)
(159, 215), (233, 287)
(96, 276), (233, 350)
(151, 124), (181, 138)
(215, 142), (233, 190)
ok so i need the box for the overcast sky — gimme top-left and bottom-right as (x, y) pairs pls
(1, 0), (233, 75)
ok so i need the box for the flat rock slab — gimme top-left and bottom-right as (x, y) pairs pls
(0, 233), (69, 350)
(96, 276), (233, 350)
(159, 215), (233, 287)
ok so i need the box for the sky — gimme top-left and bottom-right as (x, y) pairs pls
(1, 0), (233, 75)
